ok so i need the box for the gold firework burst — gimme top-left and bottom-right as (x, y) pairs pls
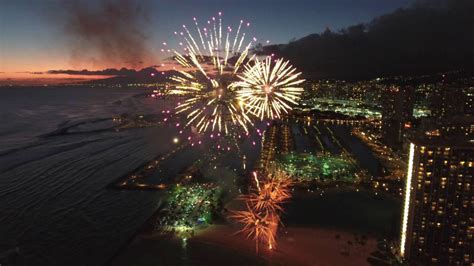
(236, 56), (305, 120)
(170, 13), (256, 134)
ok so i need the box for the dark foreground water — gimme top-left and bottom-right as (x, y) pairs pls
(284, 189), (401, 237)
(0, 87), (185, 265)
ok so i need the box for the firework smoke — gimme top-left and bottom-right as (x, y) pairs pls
(61, 0), (153, 69)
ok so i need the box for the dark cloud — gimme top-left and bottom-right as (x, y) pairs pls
(46, 66), (164, 77)
(44, 66), (180, 84)
(11, 71), (44, 74)
(262, 0), (474, 79)
(60, 0), (154, 69)
(47, 68), (138, 76)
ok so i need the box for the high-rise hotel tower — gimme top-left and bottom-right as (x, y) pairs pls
(400, 124), (473, 265)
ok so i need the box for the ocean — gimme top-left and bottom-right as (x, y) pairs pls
(0, 86), (175, 265)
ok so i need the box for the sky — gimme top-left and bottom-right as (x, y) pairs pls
(0, 0), (413, 79)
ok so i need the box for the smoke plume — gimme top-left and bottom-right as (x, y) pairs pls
(61, 0), (153, 69)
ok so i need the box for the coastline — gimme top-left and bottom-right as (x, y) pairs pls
(108, 187), (392, 266)
(110, 221), (378, 266)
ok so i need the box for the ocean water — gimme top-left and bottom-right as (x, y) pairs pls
(0, 86), (179, 265)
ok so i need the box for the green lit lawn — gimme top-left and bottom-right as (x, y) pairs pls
(156, 184), (221, 235)
(277, 152), (359, 182)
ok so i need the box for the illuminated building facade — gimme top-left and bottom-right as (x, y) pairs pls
(400, 137), (473, 265)
(430, 86), (473, 119)
(381, 85), (414, 150)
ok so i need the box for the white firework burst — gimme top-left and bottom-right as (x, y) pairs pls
(169, 13), (256, 134)
(235, 56), (305, 120)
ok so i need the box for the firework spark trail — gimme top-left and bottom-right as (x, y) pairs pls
(245, 169), (292, 214)
(253, 171), (261, 192)
(236, 56), (305, 120)
(231, 205), (279, 253)
(231, 166), (293, 252)
(169, 13), (257, 134)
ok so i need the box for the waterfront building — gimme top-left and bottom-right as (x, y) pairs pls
(400, 132), (473, 265)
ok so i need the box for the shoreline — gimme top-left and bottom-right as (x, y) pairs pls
(108, 187), (397, 266)
(104, 198), (165, 266)
(107, 184), (400, 265)
(110, 221), (378, 266)
(195, 224), (377, 265)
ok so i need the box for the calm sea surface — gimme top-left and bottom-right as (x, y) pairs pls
(0, 86), (177, 265)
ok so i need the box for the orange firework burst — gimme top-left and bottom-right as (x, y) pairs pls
(231, 203), (279, 252)
(231, 166), (292, 252)
(246, 168), (292, 213)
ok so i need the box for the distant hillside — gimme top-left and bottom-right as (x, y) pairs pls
(260, 0), (474, 80)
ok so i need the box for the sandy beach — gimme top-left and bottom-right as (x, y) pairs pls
(112, 223), (377, 266)
(195, 224), (376, 266)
